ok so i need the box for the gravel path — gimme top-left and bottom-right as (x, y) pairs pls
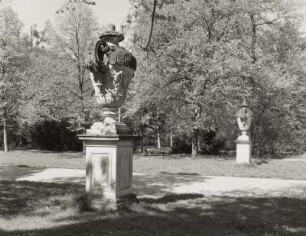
(1, 166), (305, 198)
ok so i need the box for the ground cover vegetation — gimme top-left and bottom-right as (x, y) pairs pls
(0, 182), (305, 236)
(0, 0), (305, 158)
(1, 150), (306, 180)
(0, 158), (306, 235)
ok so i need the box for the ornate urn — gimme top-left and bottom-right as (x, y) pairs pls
(79, 24), (138, 208)
(236, 99), (252, 141)
(86, 24), (137, 135)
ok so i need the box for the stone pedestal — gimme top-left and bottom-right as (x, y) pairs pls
(235, 137), (251, 164)
(78, 25), (137, 210)
(78, 134), (137, 210)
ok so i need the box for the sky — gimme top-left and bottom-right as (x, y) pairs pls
(8, 0), (131, 32)
(297, 0), (306, 34)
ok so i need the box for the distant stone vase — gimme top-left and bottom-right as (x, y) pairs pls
(236, 100), (252, 141)
(235, 100), (253, 164)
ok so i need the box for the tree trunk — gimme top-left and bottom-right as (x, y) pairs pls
(197, 135), (201, 152)
(82, 140), (86, 155)
(191, 129), (199, 158)
(250, 14), (257, 64)
(157, 132), (161, 149)
(118, 107), (121, 122)
(3, 118), (8, 152)
(140, 135), (144, 154)
(170, 129), (173, 148)
(169, 116), (173, 148)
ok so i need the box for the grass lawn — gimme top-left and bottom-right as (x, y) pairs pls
(1, 150), (306, 180)
(0, 150), (306, 235)
(0, 180), (305, 236)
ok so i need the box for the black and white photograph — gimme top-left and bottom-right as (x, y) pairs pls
(0, 0), (306, 235)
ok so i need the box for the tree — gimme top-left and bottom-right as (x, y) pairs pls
(20, 48), (75, 123)
(126, 0), (306, 157)
(15, 2), (101, 151)
(124, 102), (168, 152)
(0, 6), (26, 152)
(236, 0), (306, 156)
(127, 0), (249, 157)
(48, 1), (99, 130)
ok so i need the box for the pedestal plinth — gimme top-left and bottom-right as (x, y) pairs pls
(235, 138), (251, 164)
(78, 134), (137, 210)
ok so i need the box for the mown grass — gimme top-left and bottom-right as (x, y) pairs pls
(1, 150), (306, 180)
(134, 155), (306, 180)
(0, 151), (306, 235)
(0, 180), (305, 236)
(0, 150), (85, 169)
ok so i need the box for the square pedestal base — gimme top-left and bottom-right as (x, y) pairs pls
(235, 140), (251, 164)
(78, 135), (137, 210)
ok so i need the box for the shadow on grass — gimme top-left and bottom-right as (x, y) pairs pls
(0, 166), (46, 180)
(133, 173), (212, 197)
(0, 180), (84, 217)
(140, 193), (205, 204)
(0, 180), (306, 236)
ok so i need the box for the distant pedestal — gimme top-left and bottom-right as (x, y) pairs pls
(235, 135), (251, 164)
(78, 134), (137, 210)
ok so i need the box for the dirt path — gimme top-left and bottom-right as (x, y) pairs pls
(1, 166), (305, 198)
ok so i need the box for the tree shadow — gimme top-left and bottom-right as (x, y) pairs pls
(0, 180), (305, 235)
(133, 172), (211, 197)
(0, 180), (84, 217)
(0, 166), (85, 184)
(140, 193), (205, 204)
(0, 166), (45, 180)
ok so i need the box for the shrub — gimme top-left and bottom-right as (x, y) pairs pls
(28, 120), (82, 151)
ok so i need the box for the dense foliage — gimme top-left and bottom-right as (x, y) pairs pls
(0, 0), (305, 156)
(123, 0), (306, 157)
(0, 2), (98, 151)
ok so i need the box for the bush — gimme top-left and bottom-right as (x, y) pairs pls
(198, 130), (226, 155)
(28, 120), (82, 151)
(171, 134), (192, 154)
